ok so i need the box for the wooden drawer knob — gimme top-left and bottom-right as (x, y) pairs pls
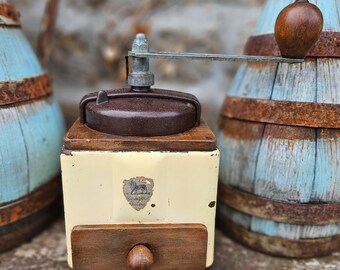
(127, 245), (154, 270)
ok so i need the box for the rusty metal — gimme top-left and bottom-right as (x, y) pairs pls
(0, 74), (52, 106)
(0, 198), (60, 253)
(245, 32), (340, 58)
(220, 117), (323, 143)
(0, 177), (61, 226)
(218, 182), (340, 225)
(128, 51), (304, 63)
(37, 0), (60, 66)
(0, 3), (20, 26)
(217, 217), (340, 258)
(221, 96), (340, 129)
(79, 88), (201, 137)
(218, 117), (265, 141)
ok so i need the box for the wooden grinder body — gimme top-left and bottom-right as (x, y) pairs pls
(61, 87), (220, 269)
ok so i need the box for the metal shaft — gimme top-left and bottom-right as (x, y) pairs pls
(128, 51), (304, 63)
(128, 34), (155, 88)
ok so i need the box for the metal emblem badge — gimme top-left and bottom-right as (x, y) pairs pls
(123, 177), (154, 211)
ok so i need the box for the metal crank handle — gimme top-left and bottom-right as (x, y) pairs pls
(128, 51), (304, 64)
(126, 33), (303, 88)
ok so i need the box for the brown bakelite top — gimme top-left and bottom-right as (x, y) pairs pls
(79, 88), (201, 137)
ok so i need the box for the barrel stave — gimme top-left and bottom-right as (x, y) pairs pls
(254, 124), (316, 203)
(0, 28), (42, 82)
(16, 97), (66, 192)
(229, 63), (277, 99)
(219, 205), (340, 240)
(0, 108), (29, 203)
(0, 96), (65, 203)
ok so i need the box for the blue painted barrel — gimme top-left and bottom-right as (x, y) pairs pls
(217, 0), (340, 257)
(0, 0), (66, 252)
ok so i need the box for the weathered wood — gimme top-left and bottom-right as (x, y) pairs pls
(218, 61), (277, 235)
(0, 177), (60, 226)
(64, 119), (216, 152)
(0, 97), (65, 202)
(218, 61), (276, 193)
(0, 107), (29, 203)
(313, 58), (340, 202)
(313, 129), (340, 203)
(16, 97), (66, 192)
(218, 214), (340, 258)
(71, 224), (208, 270)
(254, 125), (316, 203)
(218, 182), (340, 225)
(221, 97), (340, 128)
(0, 6), (66, 253)
(317, 0), (340, 32)
(219, 205), (340, 242)
(272, 60), (316, 102)
(317, 58), (340, 104)
(0, 28), (43, 82)
(218, 0), (340, 256)
(0, 196), (60, 253)
(217, 119), (264, 193)
(254, 0), (289, 35)
(229, 62), (277, 99)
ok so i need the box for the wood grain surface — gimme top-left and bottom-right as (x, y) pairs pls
(64, 119), (216, 152)
(0, 218), (339, 270)
(0, 97), (66, 204)
(71, 224), (208, 270)
(218, 0), (340, 254)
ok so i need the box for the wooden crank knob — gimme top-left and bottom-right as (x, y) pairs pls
(275, 0), (323, 59)
(127, 245), (154, 270)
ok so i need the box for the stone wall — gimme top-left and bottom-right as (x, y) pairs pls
(12, 0), (264, 127)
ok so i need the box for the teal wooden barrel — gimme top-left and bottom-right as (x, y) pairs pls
(217, 0), (340, 258)
(0, 0), (66, 252)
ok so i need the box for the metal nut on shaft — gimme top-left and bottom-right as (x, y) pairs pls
(128, 33), (155, 88)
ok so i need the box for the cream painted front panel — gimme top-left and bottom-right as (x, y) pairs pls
(61, 150), (219, 268)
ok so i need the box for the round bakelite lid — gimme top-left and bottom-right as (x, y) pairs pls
(79, 88), (201, 137)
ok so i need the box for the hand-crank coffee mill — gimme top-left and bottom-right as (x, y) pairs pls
(61, 1), (324, 269)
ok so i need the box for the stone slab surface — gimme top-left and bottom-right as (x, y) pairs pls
(0, 218), (339, 270)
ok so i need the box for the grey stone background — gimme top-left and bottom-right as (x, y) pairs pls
(12, 0), (264, 128)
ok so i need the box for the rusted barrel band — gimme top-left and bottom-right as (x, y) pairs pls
(217, 217), (340, 258)
(218, 182), (340, 225)
(244, 32), (340, 58)
(0, 3), (21, 27)
(0, 177), (61, 227)
(0, 74), (53, 106)
(0, 199), (59, 253)
(221, 96), (340, 129)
